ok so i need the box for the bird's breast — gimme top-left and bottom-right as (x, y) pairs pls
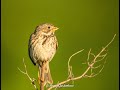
(32, 36), (57, 62)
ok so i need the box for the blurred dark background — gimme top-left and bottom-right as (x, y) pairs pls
(1, 0), (119, 90)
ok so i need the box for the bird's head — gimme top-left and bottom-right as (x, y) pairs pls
(35, 23), (59, 36)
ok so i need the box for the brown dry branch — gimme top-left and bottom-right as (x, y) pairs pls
(18, 34), (116, 90)
(18, 58), (38, 90)
(47, 34), (116, 90)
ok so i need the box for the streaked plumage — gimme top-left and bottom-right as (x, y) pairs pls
(28, 23), (58, 88)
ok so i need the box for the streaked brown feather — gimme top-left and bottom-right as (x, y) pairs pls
(28, 23), (58, 86)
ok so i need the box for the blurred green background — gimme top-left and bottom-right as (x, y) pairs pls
(1, 0), (119, 90)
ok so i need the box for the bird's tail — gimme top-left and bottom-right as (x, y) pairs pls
(44, 62), (53, 85)
(39, 61), (53, 87)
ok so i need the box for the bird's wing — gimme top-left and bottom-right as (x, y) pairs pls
(28, 33), (36, 65)
(55, 36), (58, 50)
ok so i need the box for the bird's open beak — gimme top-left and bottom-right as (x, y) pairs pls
(52, 27), (59, 32)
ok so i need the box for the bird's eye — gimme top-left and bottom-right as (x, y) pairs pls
(48, 26), (50, 29)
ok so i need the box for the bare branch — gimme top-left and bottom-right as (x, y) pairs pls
(18, 58), (38, 90)
(91, 65), (101, 69)
(95, 53), (107, 63)
(68, 49), (84, 78)
(47, 34), (116, 90)
(87, 48), (92, 62)
(90, 53), (96, 57)
(98, 53), (107, 57)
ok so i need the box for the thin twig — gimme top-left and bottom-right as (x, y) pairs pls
(18, 58), (38, 90)
(68, 49), (84, 78)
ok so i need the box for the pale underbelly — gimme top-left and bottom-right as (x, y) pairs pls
(33, 43), (56, 62)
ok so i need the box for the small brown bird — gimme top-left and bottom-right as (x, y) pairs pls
(28, 23), (58, 90)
